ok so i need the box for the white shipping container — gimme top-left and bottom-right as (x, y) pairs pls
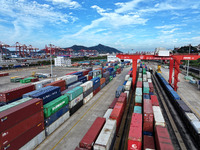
(138, 73), (142, 78)
(80, 81), (93, 92)
(185, 112), (199, 122)
(153, 106), (166, 127)
(69, 94), (83, 109)
(125, 75), (130, 81)
(19, 130), (45, 150)
(32, 79), (54, 90)
(148, 79), (152, 83)
(135, 88), (142, 96)
(124, 91), (129, 101)
(143, 77), (147, 82)
(103, 109), (113, 121)
(147, 72), (151, 79)
(85, 75), (89, 80)
(56, 75), (78, 85)
(83, 92), (93, 104)
(124, 80), (131, 91)
(94, 119), (116, 150)
(191, 121), (200, 134)
(143, 82), (149, 88)
(45, 111), (70, 136)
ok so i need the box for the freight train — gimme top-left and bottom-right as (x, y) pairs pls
(156, 72), (200, 146)
(180, 65), (200, 75)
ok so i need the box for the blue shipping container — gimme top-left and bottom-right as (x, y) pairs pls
(78, 76), (87, 83)
(72, 72), (83, 78)
(23, 86), (53, 98)
(90, 77), (100, 85)
(143, 95), (150, 100)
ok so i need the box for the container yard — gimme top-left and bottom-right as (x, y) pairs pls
(0, 55), (200, 150)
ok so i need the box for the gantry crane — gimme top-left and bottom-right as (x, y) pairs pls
(116, 52), (200, 91)
(0, 41), (9, 57)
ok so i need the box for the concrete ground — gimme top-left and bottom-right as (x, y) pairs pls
(157, 65), (200, 119)
(35, 67), (130, 150)
(0, 66), (85, 92)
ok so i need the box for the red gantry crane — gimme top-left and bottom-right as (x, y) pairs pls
(0, 41), (9, 56)
(116, 52), (200, 91)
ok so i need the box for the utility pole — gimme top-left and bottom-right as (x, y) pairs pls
(186, 44), (191, 77)
(49, 44), (53, 78)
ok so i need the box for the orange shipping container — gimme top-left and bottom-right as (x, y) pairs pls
(100, 78), (106, 85)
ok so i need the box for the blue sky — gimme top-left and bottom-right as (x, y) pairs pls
(1, 0), (200, 52)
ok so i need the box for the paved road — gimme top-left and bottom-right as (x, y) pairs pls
(36, 67), (131, 150)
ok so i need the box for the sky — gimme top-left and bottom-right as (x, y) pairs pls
(0, 0), (200, 53)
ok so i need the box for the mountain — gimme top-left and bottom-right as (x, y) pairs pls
(65, 44), (122, 54)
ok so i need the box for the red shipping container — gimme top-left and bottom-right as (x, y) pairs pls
(88, 76), (92, 80)
(151, 95), (159, 106)
(44, 80), (66, 91)
(149, 83), (154, 92)
(79, 117), (106, 149)
(0, 98), (43, 133)
(143, 99), (154, 132)
(109, 98), (118, 109)
(110, 102), (124, 133)
(0, 84), (35, 102)
(136, 82), (142, 88)
(0, 122), (44, 150)
(93, 87), (100, 96)
(128, 113), (142, 150)
(0, 111), (44, 147)
(31, 78), (39, 82)
(155, 126), (174, 150)
(66, 71), (78, 75)
(143, 135), (155, 150)
(117, 95), (127, 111)
(82, 70), (90, 76)
(100, 78), (106, 85)
(0, 73), (9, 77)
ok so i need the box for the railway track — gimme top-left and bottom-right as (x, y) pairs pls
(152, 71), (199, 150)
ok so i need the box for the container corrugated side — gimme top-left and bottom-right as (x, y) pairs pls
(94, 119), (116, 150)
(83, 93), (93, 104)
(65, 86), (83, 101)
(153, 106), (165, 127)
(80, 81), (93, 92)
(69, 94), (83, 109)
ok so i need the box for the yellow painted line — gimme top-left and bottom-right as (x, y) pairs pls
(50, 77), (117, 150)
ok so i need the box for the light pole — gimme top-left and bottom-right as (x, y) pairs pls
(49, 44), (53, 78)
(186, 44), (191, 77)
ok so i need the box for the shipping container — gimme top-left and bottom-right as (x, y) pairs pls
(68, 82), (83, 89)
(185, 112), (199, 122)
(79, 117), (106, 149)
(128, 113), (142, 150)
(153, 106), (165, 127)
(124, 81), (131, 91)
(155, 126), (174, 150)
(45, 111), (70, 136)
(69, 94), (83, 109)
(103, 109), (113, 121)
(143, 135), (155, 150)
(83, 93), (93, 104)
(151, 95), (159, 106)
(124, 91), (129, 101)
(143, 82), (149, 88)
(94, 119), (116, 150)
(143, 99), (154, 133)
(80, 81), (93, 92)
(100, 78), (106, 85)
(44, 104), (69, 127)
(23, 86), (52, 98)
(1, 121), (44, 150)
(100, 82), (106, 89)
(43, 95), (69, 118)
(78, 76), (87, 83)
(135, 88), (142, 96)
(65, 86), (83, 101)
(109, 98), (118, 109)
(143, 95), (150, 100)
(44, 80), (66, 92)
(93, 81), (100, 91)
(32, 79), (53, 90)
(115, 86), (125, 98)
(0, 111), (44, 147)
(70, 100), (83, 116)
(0, 98), (43, 133)
(0, 84), (35, 103)
(57, 75), (78, 85)
(110, 102), (124, 132)
(134, 106), (142, 114)
(135, 95), (142, 106)
(83, 87), (93, 98)
(93, 87), (100, 96)
(136, 81), (142, 88)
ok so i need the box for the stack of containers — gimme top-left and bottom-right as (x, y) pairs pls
(125, 75), (130, 81)
(143, 82), (150, 95)
(94, 119), (116, 150)
(78, 117), (106, 149)
(103, 71), (110, 85)
(67, 82), (83, 90)
(78, 76), (87, 83)
(71, 72), (83, 78)
(100, 78), (106, 89)
(44, 80), (66, 92)
(109, 98), (118, 109)
(65, 86), (83, 116)
(56, 75), (78, 88)
(93, 70), (102, 78)
(43, 95), (70, 136)
(32, 79), (54, 90)
(80, 81), (93, 104)
(88, 71), (93, 80)
(0, 98), (45, 150)
(91, 77), (101, 96)
(128, 113), (142, 150)
(24, 86), (61, 105)
(0, 84), (35, 103)
(124, 80), (132, 91)
(116, 68), (121, 74)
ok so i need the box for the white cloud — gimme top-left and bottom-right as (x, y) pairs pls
(46, 0), (81, 9)
(161, 28), (179, 34)
(155, 24), (186, 29)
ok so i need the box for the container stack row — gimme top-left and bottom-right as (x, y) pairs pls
(0, 65), (125, 150)
(156, 72), (200, 146)
(128, 63), (174, 150)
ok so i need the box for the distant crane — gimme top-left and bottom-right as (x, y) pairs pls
(0, 41), (9, 57)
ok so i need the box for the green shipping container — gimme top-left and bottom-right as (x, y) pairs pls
(135, 95), (142, 104)
(65, 86), (83, 101)
(133, 106), (142, 114)
(143, 87), (150, 94)
(20, 77), (35, 83)
(43, 95), (69, 118)
(10, 78), (21, 83)
(109, 76), (113, 81)
(138, 78), (142, 82)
